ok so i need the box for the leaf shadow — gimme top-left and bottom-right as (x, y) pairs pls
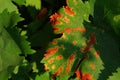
(92, 0), (120, 79)
(84, 15), (120, 80)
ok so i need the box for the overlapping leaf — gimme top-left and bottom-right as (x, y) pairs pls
(12, 0), (26, 5)
(25, 0), (41, 10)
(108, 68), (120, 80)
(41, 0), (104, 79)
(0, 0), (41, 12)
(0, 10), (34, 79)
(76, 24), (120, 80)
(89, 0), (120, 36)
(0, 0), (119, 80)
(0, 0), (18, 13)
(104, 0), (120, 36)
(35, 71), (50, 80)
(0, 10), (22, 80)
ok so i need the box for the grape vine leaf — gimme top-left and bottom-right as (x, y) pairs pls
(9, 0), (41, 9)
(41, 0), (104, 79)
(0, 10), (23, 80)
(0, 10), (35, 54)
(12, 0), (26, 5)
(0, 10), (23, 28)
(77, 23), (120, 80)
(35, 72), (50, 80)
(88, 0), (96, 16)
(108, 68), (120, 80)
(0, 10), (34, 79)
(25, 0), (41, 10)
(0, 0), (18, 13)
(103, 0), (120, 36)
(87, 0), (120, 79)
(89, 0), (120, 36)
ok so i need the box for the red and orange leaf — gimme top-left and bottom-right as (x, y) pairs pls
(41, 0), (104, 79)
(66, 54), (75, 73)
(44, 46), (59, 58)
(50, 13), (62, 25)
(54, 66), (64, 76)
(82, 73), (92, 80)
(64, 6), (76, 16)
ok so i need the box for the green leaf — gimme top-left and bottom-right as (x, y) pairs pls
(0, 71), (9, 80)
(0, 10), (35, 54)
(11, 60), (33, 80)
(0, 10), (34, 79)
(56, 74), (70, 80)
(0, 10), (24, 70)
(88, 0), (96, 15)
(35, 72), (50, 80)
(89, 0), (120, 36)
(12, 0), (26, 5)
(104, 0), (120, 36)
(0, 10), (23, 28)
(25, 0), (41, 10)
(0, 23), (22, 79)
(0, 0), (18, 13)
(20, 30), (36, 54)
(108, 68), (120, 80)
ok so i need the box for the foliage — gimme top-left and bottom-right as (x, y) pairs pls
(0, 0), (120, 80)
(108, 68), (120, 80)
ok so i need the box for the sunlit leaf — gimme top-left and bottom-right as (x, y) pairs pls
(25, 0), (41, 10)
